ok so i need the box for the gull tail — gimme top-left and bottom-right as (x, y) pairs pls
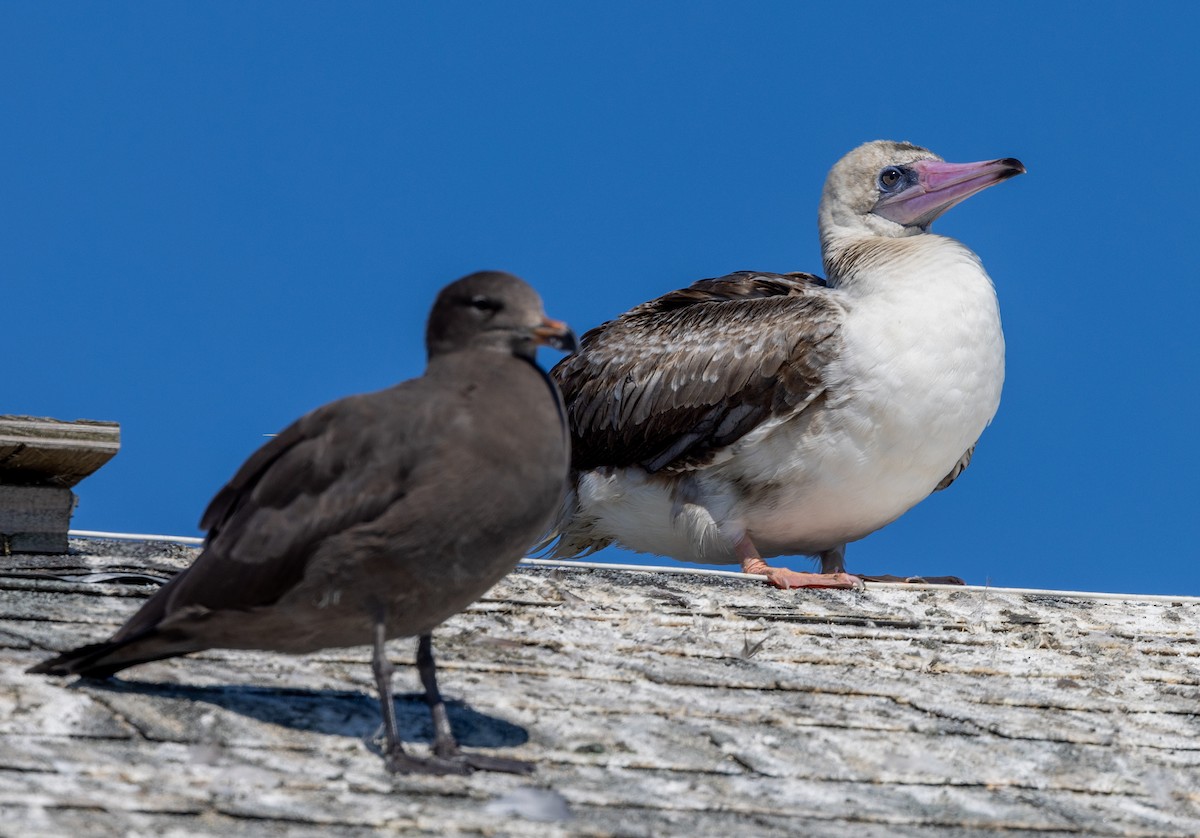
(28, 629), (205, 680)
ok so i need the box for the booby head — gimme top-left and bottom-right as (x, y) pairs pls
(819, 140), (1025, 250)
(426, 270), (577, 360)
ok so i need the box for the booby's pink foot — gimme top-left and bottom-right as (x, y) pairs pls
(763, 568), (864, 590)
(739, 552), (864, 590)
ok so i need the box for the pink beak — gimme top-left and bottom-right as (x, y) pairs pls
(873, 157), (1025, 229)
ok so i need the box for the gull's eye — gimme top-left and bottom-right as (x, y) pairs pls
(467, 295), (503, 313)
(878, 166), (905, 192)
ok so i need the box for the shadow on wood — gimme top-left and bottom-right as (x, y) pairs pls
(70, 677), (530, 747)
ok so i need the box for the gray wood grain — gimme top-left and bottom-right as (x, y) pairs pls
(2, 538), (1198, 837)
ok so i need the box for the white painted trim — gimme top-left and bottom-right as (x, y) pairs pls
(69, 529), (206, 546)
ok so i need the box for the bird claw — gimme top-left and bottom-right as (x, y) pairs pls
(383, 745), (534, 776)
(856, 574), (965, 585)
(763, 569), (864, 590)
(461, 753), (536, 775)
(385, 749), (472, 776)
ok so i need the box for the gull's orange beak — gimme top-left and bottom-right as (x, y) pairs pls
(532, 317), (577, 353)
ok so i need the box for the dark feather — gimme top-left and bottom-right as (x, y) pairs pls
(104, 387), (431, 647)
(191, 392), (420, 606)
(552, 272), (843, 473)
(934, 444), (976, 492)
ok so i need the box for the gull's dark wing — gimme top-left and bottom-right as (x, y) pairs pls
(111, 384), (429, 641)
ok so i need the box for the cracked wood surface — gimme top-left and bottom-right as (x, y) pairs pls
(1, 538), (1199, 837)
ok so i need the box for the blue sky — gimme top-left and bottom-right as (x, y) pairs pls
(4, 3), (1197, 595)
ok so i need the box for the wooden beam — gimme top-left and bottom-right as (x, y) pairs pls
(0, 415), (120, 488)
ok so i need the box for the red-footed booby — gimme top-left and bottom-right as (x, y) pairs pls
(546, 140), (1024, 589)
(31, 271), (576, 775)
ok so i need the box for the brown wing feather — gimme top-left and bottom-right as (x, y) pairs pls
(114, 386), (426, 641)
(553, 271), (843, 473)
(934, 444), (976, 492)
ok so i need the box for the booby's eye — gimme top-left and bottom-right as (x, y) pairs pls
(878, 166), (906, 192)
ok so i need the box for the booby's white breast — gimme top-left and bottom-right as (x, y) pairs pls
(723, 236), (1004, 558)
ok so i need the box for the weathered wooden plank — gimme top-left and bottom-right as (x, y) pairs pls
(0, 415), (120, 554)
(0, 416), (120, 488)
(2, 538), (1200, 836)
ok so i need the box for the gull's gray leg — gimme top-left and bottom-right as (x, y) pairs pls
(416, 633), (460, 759)
(416, 633), (534, 775)
(372, 621), (469, 775)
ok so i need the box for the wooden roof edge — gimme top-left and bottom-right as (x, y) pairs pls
(0, 414), (121, 489)
(45, 532), (1200, 606)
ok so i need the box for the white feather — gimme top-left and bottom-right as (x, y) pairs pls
(567, 234), (1003, 565)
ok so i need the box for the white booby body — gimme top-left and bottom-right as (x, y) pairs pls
(549, 141), (1023, 587)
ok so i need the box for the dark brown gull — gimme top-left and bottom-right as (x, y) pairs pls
(31, 270), (576, 775)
